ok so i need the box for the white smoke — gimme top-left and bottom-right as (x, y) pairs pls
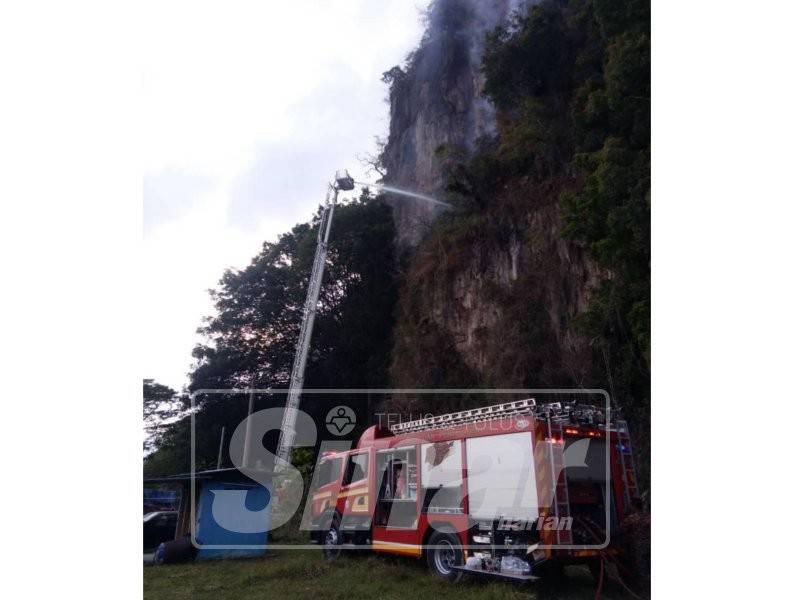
(462, 0), (540, 145)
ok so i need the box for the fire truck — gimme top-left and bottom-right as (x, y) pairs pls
(306, 398), (640, 582)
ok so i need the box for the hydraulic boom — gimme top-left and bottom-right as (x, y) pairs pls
(274, 170), (354, 469)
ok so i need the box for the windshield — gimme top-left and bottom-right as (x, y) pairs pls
(311, 457), (343, 489)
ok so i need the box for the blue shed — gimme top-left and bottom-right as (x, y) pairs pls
(145, 467), (272, 561)
(195, 478), (271, 559)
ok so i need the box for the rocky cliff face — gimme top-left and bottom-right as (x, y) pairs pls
(383, 0), (600, 399)
(381, 0), (529, 247)
(389, 176), (602, 399)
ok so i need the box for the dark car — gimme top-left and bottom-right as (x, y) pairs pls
(144, 511), (177, 551)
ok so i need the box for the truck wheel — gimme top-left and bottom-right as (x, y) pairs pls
(426, 531), (464, 582)
(322, 513), (342, 562)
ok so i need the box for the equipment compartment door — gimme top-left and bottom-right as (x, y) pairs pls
(466, 432), (538, 521)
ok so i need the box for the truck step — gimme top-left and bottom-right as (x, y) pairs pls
(452, 565), (539, 582)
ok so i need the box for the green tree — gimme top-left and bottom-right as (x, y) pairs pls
(145, 192), (398, 475)
(143, 378), (184, 454)
(476, 0), (650, 483)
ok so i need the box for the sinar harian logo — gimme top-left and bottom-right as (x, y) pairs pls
(325, 405), (356, 436)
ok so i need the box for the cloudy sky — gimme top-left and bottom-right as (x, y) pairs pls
(143, 1), (426, 391)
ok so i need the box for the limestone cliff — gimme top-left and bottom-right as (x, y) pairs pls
(381, 0), (529, 247)
(389, 176), (602, 402)
(382, 0), (599, 399)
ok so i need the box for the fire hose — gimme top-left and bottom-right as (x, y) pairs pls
(572, 515), (645, 600)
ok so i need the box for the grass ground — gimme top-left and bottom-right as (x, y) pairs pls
(143, 550), (629, 600)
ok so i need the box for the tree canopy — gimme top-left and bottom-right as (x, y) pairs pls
(483, 0), (651, 482)
(144, 192), (398, 476)
(143, 378), (184, 454)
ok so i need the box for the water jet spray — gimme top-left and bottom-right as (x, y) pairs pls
(355, 181), (453, 209)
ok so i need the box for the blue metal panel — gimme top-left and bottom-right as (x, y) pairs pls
(143, 488), (179, 511)
(195, 480), (271, 559)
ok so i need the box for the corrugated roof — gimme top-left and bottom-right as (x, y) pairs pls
(144, 467), (273, 484)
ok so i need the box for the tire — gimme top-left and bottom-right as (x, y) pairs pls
(153, 542), (166, 565)
(426, 531), (464, 582)
(322, 512), (342, 562)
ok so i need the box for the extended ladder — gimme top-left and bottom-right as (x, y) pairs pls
(272, 171), (357, 471)
(274, 184), (338, 469)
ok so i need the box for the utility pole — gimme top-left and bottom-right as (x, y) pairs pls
(273, 170), (354, 471)
(216, 426), (226, 470)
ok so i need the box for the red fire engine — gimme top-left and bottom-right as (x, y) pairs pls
(306, 398), (640, 582)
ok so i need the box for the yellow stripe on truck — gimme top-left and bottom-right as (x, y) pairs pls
(337, 487), (368, 499)
(372, 540), (422, 557)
